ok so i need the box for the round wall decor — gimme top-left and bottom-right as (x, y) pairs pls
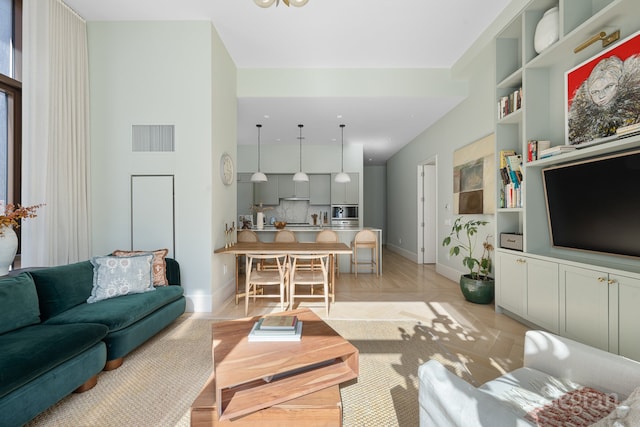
(220, 153), (234, 185)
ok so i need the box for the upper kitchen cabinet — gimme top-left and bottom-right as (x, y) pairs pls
(309, 174), (331, 205)
(277, 174), (310, 199)
(331, 173), (359, 204)
(253, 176), (278, 205)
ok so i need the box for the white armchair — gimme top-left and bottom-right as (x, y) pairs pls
(418, 330), (640, 426)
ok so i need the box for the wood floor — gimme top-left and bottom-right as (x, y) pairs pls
(210, 248), (531, 385)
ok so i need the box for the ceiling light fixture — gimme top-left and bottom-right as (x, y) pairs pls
(293, 124), (309, 182)
(254, 0), (309, 8)
(251, 124), (268, 182)
(334, 124), (351, 183)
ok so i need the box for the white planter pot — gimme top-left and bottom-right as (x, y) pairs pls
(0, 226), (19, 276)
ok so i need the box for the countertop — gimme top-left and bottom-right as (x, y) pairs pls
(247, 226), (380, 232)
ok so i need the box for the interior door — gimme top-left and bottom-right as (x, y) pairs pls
(419, 162), (436, 264)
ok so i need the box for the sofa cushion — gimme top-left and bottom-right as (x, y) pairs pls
(29, 261), (95, 321)
(87, 254), (155, 303)
(0, 273), (40, 335)
(112, 248), (169, 286)
(0, 323), (108, 399)
(44, 285), (184, 332)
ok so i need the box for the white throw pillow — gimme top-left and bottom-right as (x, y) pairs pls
(87, 254), (155, 303)
(590, 386), (640, 427)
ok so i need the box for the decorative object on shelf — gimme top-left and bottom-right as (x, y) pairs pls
(219, 152), (234, 185)
(453, 134), (495, 214)
(334, 124), (351, 183)
(239, 214), (253, 229)
(273, 221), (287, 229)
(254, 0), (308, 8)
(0, 202), (45, 276)
(534, 6), (559, 54)
(251, 203), (273, 230)
(251, 124), (268, 182)
(574, 30), (620, 54)
(224, 222), (236, 248)
(442, 217), (494, 304)
(293, 124), (309, 182)
(566, 30), (640, 146)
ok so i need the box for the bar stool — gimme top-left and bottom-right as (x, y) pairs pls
(235, 230), (260, 304)
(350, 229), (378, 277)
(274, 229), (297, 242)
(245, 253), (289, 316)
(289, 254), (330, 316)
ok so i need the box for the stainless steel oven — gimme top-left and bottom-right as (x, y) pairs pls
(331, 205), (358, 227)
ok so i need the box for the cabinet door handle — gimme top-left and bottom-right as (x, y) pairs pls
(517, 258), (526, 264)
(597, 277), (607, 282)
(608, 279), (617, 285)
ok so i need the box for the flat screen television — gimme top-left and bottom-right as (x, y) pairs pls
(542, 149), (640, 259)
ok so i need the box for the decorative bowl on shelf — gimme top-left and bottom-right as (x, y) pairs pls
(534, 6), (559, 54)
(273, 221), (287, 229)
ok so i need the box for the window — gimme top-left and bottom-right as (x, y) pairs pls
(1, 0), (22, 262)
(0, 0), (21, 208)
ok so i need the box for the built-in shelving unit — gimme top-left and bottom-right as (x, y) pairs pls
(493, 0), (640, 359)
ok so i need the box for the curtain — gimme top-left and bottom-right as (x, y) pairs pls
(21, 0), (91, 267)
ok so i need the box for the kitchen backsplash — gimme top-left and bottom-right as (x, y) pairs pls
(267, 200), (329, 225)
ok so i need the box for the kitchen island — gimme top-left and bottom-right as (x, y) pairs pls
(249, 226), (382, 275)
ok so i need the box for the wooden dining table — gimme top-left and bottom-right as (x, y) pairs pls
(215, 241), (352, 305)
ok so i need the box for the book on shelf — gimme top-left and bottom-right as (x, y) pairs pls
(248, 320), (303, 342)
(539, 145), (576, 158)
(527, 140), (538, 161)
(259, 315), (298, 330)
(497, 87), (523, 119)
(499, 150), (516, 169)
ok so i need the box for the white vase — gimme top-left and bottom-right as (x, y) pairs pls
(534, 6), (559, 54)
(256, 212), (264, 230)
(0, 226), (19, 276)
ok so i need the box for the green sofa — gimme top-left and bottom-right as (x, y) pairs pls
(0, 257), (185, 427)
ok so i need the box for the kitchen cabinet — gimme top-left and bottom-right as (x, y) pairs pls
(309, 174), (330, 205)
(496, 251), (526, 317)
(253, 176), (278, 205)
(277, 174), (310, 199)
(497, 251), (559, 333)
(559, 265), (609, 351)
(525, 257), (559, 334)
(237, 173), (254, 215)
(616, 274), (640, 361)
(330, 173), (359, 204)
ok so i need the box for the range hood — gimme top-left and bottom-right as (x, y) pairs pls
(280, 197), (310, 201)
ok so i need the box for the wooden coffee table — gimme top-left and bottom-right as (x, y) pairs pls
(190, 308), (358, 424)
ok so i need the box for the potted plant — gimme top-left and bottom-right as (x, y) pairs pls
(442, 217), (495, 304)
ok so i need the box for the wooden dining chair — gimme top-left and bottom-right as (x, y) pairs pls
(316, 229), (340, 276)
(245, 253), (289, 316)
(289, 254), (330, 316)
(235, 230), (260, 304)
(350, 229), (378, 277)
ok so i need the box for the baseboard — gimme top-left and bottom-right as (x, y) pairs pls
(386, 244), (418, 263)
(435, 263), (464, 283)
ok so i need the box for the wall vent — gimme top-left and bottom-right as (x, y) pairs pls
(132, 125), (175, 152)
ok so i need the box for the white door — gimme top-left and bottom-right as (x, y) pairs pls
(418, 161), (436, 264)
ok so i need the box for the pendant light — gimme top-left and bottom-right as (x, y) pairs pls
(293, 124), (309, 182)
(334, 124), (351, 183)
(251, 124), (268, 182)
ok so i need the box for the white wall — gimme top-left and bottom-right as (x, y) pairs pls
(363, 165), (386, 243)
(386, 41), (496, 282)
(88, 21), (237, 312)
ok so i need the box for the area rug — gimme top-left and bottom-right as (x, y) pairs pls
(26, 315), (472, 427)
